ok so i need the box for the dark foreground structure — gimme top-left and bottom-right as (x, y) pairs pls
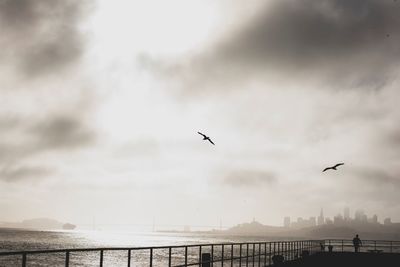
(281, 252), (400, 267)
(0, 239), (399, 266)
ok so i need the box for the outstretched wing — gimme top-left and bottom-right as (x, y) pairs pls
(334, 163), (344, 168)
(322, 167), (331, 172)
(208, 138), (215, 145)
(197, 132), (206, 137)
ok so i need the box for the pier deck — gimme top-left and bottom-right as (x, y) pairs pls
(281, 252), (400, 267)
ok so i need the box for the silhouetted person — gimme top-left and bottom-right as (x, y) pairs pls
(353, 234), (362, 252)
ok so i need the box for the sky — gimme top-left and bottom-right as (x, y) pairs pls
(1, 0), (400, 230)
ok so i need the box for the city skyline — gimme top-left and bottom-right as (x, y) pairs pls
(283, 207), (396, 228)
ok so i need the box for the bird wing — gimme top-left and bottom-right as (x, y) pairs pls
(322, 167), (331, 172)
(208, 139), (215, 145)
(197, 132), (206, 137)
(334, 163), (344, 168)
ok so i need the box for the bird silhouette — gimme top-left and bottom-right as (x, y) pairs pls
(197, 131), (215, 145)
(323, 163), (344, 172)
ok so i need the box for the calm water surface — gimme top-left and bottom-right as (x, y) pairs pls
(0, 229), (278, 267)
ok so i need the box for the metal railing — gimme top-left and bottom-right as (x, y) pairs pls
(0, 240), (323, 267)
(325, 239), (400, 254)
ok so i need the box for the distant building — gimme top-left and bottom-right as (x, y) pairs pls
(355, 209), (367, 222)
(344, 207), (350, 221)
(290, 217), (316, 229)
(284, 217), (291, 228)
(368, 215), (378, 224)
(384, 218), (392, 225)
(325, 218), (333, 225)
(184, 225), (191, 232)
(309, 217), (316, 227)
(334, 214), (344, 225)
(317, 208), (325, 225)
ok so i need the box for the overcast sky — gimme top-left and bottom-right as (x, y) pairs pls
(1, 0), (400, 229)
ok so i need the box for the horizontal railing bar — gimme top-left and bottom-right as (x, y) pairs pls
(324, 239), (400, 243)
(0, 240), (324, 256)
(1, 239), (399, 259)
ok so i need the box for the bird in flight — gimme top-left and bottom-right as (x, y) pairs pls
(197, 131), (215, 145)
(323, 163), (344, 172)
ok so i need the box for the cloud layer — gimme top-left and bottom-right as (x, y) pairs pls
(159, 0), (400, 90)
(0, 0), (93, 77)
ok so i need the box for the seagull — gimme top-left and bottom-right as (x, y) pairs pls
(197, 131), (215, 145)
(323, 163), (344, 172)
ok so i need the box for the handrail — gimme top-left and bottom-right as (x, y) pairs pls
(0, 240), (321, 256)
(0, 240), (323, 266)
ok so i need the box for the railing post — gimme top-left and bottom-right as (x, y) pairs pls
(264, 243), (267, 267)
(169, 247), (172, 267)
(285, 242), (287, 258)
(252, 243), (255, 267)
(231, 244), (234, 267)
(390, 241), (393, 253)
(221, 244), (224, 266)
(22, 253), (27, 267)
(374, 240), (377, 251)
(239, 244), (242, 267)
(211, 245), (214, 267)
(199, 246), (202, 267)
(150, 248), (153, 267)
(127, 249), (131, 267)
(258, 243), (261, 267)
(65, 251), (70, 267)
(246, 243), (249, 267)
(269, 243), (272, 266)
(100, 250), (104, 267)
(185, 246), (188, 266)
(277, 242), (280, 255)
(341, 240), (344, 252)
(290, 242), (293, 260)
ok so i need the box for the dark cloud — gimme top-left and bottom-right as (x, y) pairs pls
(0, 114), (95, 163)
(0, 0), (93, 77)
(31, 115), (95, 151)
(0, 164), (52, 183)
(223, 170), (276, 187)
(160, 0), (400, 90)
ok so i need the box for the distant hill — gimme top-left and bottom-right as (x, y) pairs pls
(0, 218), (76, 231)
(227, 220), (283, 235)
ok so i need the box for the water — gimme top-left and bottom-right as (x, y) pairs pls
(0, 229), (277, 267)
